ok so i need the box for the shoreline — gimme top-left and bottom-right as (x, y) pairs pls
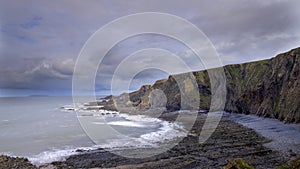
(2, 112), (298, 169)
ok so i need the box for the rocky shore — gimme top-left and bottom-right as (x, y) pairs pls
(2, 112), (297, 169)
(0, 155), (37, 169)
(49, 113), (296, 169)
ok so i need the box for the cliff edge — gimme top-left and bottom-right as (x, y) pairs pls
(122, 47), (300, 123)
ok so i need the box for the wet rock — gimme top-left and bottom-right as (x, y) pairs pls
(0, 155), (37, 169)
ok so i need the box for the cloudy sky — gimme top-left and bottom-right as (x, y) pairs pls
(0, 0), (299, 97)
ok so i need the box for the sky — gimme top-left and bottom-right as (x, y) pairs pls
(0, 0), (300, 97)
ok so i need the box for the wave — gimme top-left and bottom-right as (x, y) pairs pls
(83, 111), (187, 146)
(119, 114), (162, 123)
(33, 103), (188, 165)
(138, 121), (186, 144)
(26, 114), (186, 165)
(60, 104), (119, 116)
(27, 146), (100, 165)
(107, 121), (147, 128)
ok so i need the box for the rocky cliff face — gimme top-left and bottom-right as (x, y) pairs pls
(126, 47), (300, 123)
(224, 47), (300, 123)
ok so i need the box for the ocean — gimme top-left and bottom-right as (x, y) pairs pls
(0, 96), (185, 165)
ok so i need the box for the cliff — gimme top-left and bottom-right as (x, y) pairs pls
(124, 47), (300, 123)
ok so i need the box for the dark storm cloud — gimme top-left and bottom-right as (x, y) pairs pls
(0, 0), (299, 96)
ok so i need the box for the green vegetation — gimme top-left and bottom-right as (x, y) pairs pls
(223, 158), (255, 169)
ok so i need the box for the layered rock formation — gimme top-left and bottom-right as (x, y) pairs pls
(124, 47), (300, 123)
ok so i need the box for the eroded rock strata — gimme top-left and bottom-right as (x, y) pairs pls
(118, 47), (300, 123)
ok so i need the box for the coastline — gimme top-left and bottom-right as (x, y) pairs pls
(2, 111), (299, 169)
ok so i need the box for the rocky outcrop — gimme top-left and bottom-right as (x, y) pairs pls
(125, 47), (300, 123)
(0, 155), (37, 169)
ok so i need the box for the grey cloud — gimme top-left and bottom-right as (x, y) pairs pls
(25, 59), (74, 79)
(0, 58), (74, 90)
(0, 0), (299, 95)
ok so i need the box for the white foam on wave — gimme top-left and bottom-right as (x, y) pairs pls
(107, 121), (146, 128)
(60, 104), (81, 112)
(84, 105), (104, 108)
(28, 149), (77, 165)
(119, 114), (161, 123)
(60, 104), (105, 112)
(27, 115), (186, 165)
(138, 121), (186, 144)
(97, 121), (187, 149)
(100, 113), (187, 147)
(0, 152), (14, 157)
(95, 109), (119, 114)
(93, 113), (187, 146)
(28, 146), (99, 165)
(121, 114), (187, 142)
(63, 106), (120, 117)
(33, 104), (187, 165)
